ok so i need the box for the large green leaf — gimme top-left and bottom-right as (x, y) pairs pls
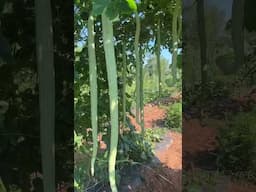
(119, 0), (134, 14)
(105, 1), (120, 21)
(92, 0), (137, 19)
(92, 0), (110, 16)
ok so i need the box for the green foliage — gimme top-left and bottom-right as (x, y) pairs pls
(126, 0), (137, 11)
(119, 130), (154, 162)
(216, 110), (256, 182)
(144, 128), (168, 145)
(92, 0), (111, 16)
(92, 0), (137, 21)
(165, 102), (182, 132)
(183, 81), (230, 108)
(74, 0), (182, 190)
(74, 127), (156, 191)
(143, 90), (168, 103)
(177, 54), (182, 69)
(183, 170), (223, 192)
(0, 178), (7, 192)
(74, 132), (89, 191)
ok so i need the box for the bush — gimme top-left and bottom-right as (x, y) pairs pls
(144, 128), (168, 144)
(74, 126), (155, 191)
(216, 110), (256, 182)
(165, 102), (182, 132)
(119, 130), (154, 163)
(183, 81), (230, 108)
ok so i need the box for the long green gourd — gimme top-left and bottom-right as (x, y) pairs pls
(88, 13), (98, 177)
(177, 0), (182, 44)
(101, 10), (119, 192)
(172, 0), (179, 81)
(139, 50), (144, 134)
(35, 0), (55, 191)
(135, 11), (142, 131)
(122, 42), (127, 128)
(156, 16), (162, 96)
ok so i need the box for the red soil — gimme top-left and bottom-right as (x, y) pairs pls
(183, 118), (218, 155)
(129, 103), (182, 171)
(134, 100), (256, 192)
(227, 182), (256, 192)
(129, 102), (182, 192)
(155, 131), (182, 170)
(154, 131), (182, 192)
(127, 104), (167, 131)
(90, 90), (256, 191)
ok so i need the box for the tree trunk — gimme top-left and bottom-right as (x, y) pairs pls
(35, 0), (55, 191)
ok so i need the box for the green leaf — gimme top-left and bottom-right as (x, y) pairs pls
(105, 2), (120, 22)
(74, 131), (84, 148)
(75, 46), (83, 53)
(119, 0), (134, 14)
(92, 0), (110, 16)
(126, 0), (137, 11)
(177, 54), (182, 69)
(0, 178), (7, 192)
(140, 151), (146, 160)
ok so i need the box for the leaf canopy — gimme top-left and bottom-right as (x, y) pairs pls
(92, 0), (137, 21)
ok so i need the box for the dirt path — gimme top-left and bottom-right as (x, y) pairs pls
(128, 104), (167, 131)
(154, 131), (182, 192)
(132, 100), (256, 192)
(155, 131), (182, 170)
(128, 101), (182, 192)
(129, 102), (182, 170)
